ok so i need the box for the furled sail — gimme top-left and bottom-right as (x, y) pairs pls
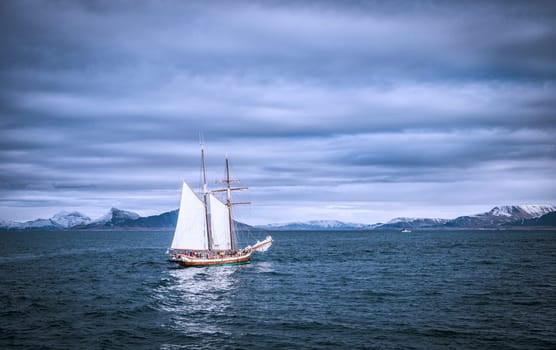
(170, 181), (208, 250)
(209, 194), (232, 250)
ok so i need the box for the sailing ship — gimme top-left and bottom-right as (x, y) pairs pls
(168, 144), (272, 267)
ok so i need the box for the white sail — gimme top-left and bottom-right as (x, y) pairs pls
(170, 181), (208, 250)
(209, 194), (232, 250)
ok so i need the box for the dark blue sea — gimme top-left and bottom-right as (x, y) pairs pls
(1, 230), (555, 349)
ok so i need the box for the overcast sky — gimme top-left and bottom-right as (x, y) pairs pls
(1, 0), (555, 224)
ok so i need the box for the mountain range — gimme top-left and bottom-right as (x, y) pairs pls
(256, 220), (380, 231)
(0, 207), (255, 231)
(256, 205), (556, 231)
(1, 205), (555, 231)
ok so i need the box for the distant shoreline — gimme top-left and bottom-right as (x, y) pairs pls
(2, 226), (555, 232)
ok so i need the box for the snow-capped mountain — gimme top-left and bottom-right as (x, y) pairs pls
(0, 209), (130, 230)
(446, 205), (556, 228)
(93, 207), (140, 223)
(0, 219), (17, 229)
(376, 217), (449, 230)
(386, 217), (420, 224)
(0, 211), (90, 230)
(84, 208), (141, 228)
(487, 205), (556, 218)
(14, 218), (62, 230)
(257, 220), (376, 231)
(51, 211), (92, 228)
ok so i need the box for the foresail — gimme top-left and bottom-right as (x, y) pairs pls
(171, 181), (208, 250)
(209, 194), (232, 250)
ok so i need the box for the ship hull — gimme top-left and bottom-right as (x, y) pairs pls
(176, 250), (253, 267)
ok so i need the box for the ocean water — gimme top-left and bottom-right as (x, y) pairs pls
(1, 230), (555, 349)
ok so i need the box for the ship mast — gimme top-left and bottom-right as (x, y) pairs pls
(200, 141), (213, 251)
(214, 156), (249, 252)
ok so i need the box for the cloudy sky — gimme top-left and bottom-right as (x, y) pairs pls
(1, 0), (555, 225)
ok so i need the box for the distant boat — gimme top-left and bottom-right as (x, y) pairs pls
(168, 143), (272, 267)
(401, 228), (411, 233)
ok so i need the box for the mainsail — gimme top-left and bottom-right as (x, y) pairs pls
(170, 181), (208, 250)
(209, 194), (232, 250)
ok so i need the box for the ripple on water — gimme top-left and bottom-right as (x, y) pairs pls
(1, 230), (556, 349)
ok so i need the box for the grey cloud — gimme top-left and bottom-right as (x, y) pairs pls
(2, 1), (556, 84)
(1, 0), (555, 223)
